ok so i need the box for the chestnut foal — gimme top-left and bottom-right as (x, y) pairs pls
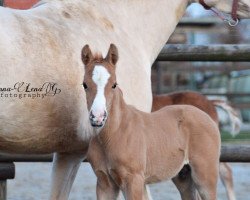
(83, 44), (221, 200)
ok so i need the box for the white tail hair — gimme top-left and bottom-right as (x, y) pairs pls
(212, 100), (242, 137)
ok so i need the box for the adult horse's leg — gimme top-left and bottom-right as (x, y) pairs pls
(219, 163), (236, 200)
(172, 165), (200, 200)
(144, 185), (153, 200)
(49, 152), (85, 200)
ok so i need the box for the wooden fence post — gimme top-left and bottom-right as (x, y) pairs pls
(0, 181), (6, 200)
(0, 163), (15, 200)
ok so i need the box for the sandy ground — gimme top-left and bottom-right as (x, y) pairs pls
(6, 162), (250, 200)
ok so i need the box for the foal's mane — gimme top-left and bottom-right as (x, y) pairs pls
(93, 53), (104, 63)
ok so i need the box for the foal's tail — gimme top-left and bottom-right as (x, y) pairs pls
(211, 100), (242, 137)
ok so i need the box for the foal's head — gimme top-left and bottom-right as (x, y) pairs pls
(82, 44), (119, 128)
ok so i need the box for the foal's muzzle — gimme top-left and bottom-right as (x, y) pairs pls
(89, 110), (107, 128)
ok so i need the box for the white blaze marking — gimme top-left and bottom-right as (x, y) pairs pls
(91, 65), (110, 116)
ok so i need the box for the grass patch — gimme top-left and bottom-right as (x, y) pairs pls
(221, 130), (250, 144)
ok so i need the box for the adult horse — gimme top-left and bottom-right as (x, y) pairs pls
(0, 0), (249, 199)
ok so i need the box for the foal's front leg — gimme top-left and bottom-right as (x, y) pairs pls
(122, 174), (145, 200)
(95, 170), (120, 200)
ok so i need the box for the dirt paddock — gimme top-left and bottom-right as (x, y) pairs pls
(7, 162), (250, 200)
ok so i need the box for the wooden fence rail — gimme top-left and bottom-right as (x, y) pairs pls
(157, 45), (250, 62)
(178, 18), (220, 27)
(220, 145), (250, 162)
(0, 145), (249, 163)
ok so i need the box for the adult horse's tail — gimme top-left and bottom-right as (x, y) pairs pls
(211, 100), (242, 137)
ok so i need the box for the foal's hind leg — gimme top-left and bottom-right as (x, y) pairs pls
(190, 157), (219, 200)
(172, 165), (200, 200)
(219, 163), (236, 200)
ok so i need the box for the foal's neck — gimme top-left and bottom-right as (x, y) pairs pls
(98, 88), (127, 144)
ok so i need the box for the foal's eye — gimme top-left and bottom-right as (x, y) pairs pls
(112, 83), (117, 89)
(83, 82), (88, 89)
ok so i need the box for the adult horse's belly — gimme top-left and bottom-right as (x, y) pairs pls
(0, 79), (90, 154)
(0, 132), (88, 154)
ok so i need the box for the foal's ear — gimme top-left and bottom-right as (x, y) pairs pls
(81, 44), (93, 66)
(105, 44), (118, 66)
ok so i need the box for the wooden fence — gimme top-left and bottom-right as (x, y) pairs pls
(0, 144), (249, 163)
(154, 44), (250, 101)
(157, 44), (250, 62)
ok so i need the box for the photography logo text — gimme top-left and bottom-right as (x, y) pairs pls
(0, 82), (61, 99)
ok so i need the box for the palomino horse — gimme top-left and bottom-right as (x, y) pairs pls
(153, 91), (241, 200)
(0, 0), (249, 199)
(85, 44), (221, 200)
